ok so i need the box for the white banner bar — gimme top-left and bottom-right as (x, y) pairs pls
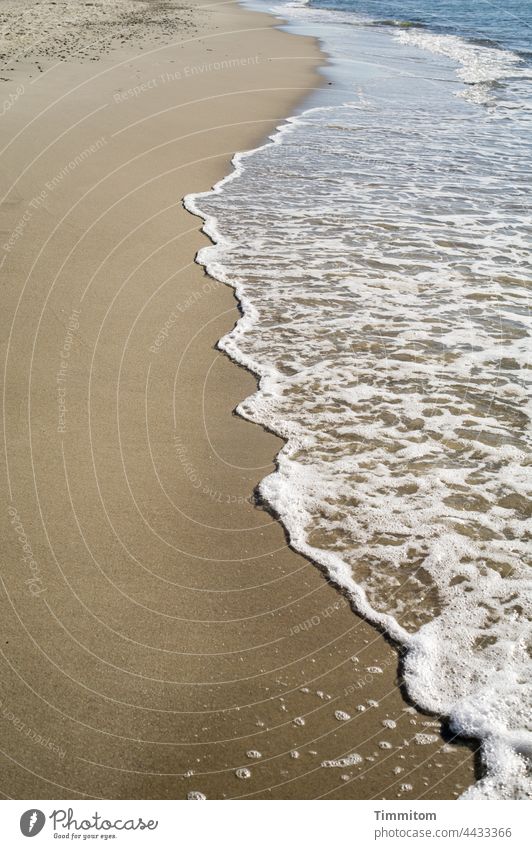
(1, 799), (529, 848)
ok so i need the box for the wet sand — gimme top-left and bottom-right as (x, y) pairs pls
(0, 0), (477, 799)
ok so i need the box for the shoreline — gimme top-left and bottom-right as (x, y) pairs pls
(1, 0), (477, 799)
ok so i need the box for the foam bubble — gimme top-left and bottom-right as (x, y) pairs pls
(235, 768), (251, 780)
(334, 710), (351, 721)
(414, 733), (440, 745)
(321, 752), (363, 768)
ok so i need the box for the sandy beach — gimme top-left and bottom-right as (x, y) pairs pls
(0, 0), (478, 799)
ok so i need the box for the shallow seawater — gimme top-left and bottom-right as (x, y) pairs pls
(186, 0), (532, 798)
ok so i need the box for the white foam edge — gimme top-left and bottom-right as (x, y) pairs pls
(183, 111), (531, 799)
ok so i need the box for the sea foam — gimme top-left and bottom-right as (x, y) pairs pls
(184, 12), (531, 801)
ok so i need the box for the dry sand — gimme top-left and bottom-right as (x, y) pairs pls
(0, 0), (477, 799)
